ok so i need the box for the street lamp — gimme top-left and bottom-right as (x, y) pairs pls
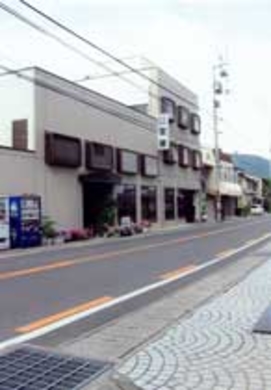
(213, 59), (229, 221)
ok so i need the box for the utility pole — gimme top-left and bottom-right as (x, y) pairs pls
(213, 58), (229, 221)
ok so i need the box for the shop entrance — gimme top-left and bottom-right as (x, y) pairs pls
(178, 189), (195, 223)
(80, 173), (120, 235)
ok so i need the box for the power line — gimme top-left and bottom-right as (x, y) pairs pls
(0, 2), (151, 97)
(0, 0), (198, 120)
(0, 66), (26, 77)
(75, 66), (153, 82)
(0, 63), (155, 133)
(19, 0), (198, 109)
(2, 1), (244, 148)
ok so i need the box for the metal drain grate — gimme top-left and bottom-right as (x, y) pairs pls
(0, 346), (111, 390)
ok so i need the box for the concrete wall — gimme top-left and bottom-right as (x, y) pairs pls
(0, 148), (41, 195)
(34, 68), (158, 228)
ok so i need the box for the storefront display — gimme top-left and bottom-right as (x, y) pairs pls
(165, 188), (175, 220)
(141, 186), (157, 222)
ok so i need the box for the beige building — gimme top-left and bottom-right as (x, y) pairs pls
(202, 148), (242, 220)
(0, 65), (202, 232)
(237, 171), (263, 211)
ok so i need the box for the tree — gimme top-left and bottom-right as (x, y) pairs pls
(262, 179), (271, 212)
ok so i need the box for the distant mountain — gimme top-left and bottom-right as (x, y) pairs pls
(232, 154), (270, 179)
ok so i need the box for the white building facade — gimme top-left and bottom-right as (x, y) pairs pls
(0, 66), (202, 232)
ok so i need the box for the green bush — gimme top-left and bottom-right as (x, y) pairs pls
(42, 216), (57, 239)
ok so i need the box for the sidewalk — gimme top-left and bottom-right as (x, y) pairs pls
(54, 235), (271, 389)
(0, 216), (247, 260)
(0, 220), (209, 260)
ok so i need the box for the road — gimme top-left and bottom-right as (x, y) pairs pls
(0, 216), (271, 348)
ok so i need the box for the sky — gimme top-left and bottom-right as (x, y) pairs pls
(1, 0), (271, 157)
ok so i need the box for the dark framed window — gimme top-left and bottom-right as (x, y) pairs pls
(178, 145), (190, 168)
(45, 132), (81, 168)
(117, 185), (136, 223)
(85, 142), (114, 171)
(160, 97), (176, 123)
(191, 113), (201, 135)
(192, 150), (202, 170)
(141, 186), (157, 222)
(162, 149), (176, 165)
(164, 188), (175, 220)
(177, 106), (190, 129)
(12, 119), (28, 151)
(93, 144), (105, 156)
(117, 149), (138, 175)
(140, 155), (158, 177)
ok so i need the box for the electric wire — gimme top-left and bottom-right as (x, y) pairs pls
(0, 1), (152, 97)
(19, 0), (198, 108)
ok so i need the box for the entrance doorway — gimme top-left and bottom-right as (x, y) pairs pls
(81, 173), (120, 235)
(178, 189), (195, 223)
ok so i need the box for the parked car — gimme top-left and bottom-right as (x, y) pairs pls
(250, 205), (264, 216)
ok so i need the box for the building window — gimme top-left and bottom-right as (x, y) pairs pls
(191, 113), (201, 135)
(85, 142), (114, 171)
(117, 185), (136, 223)
(93, 144), (105, 156)
(165, 188), (175, 220)
(177, 106), (190, 129)
(178, 145), (190, 167)
(141, 186), (157, 222)
(192, 150), (202, 170)
(177, 190), (185, 219)
(12, 119), (28, 150)
(117, 149), (138, 175)
(140, 155), (158, 177)
(162, 149), (176, 165)
(45, 132), (82, 168)
(160, 97), (176, 123)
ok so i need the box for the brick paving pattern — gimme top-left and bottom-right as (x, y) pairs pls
(115, 259), (271, 390)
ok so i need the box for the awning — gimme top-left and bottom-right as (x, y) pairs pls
(79, 172), (121, 185)
(219, 182), (242, 197)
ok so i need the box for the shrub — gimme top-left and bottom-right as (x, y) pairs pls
(42, 216), (57, 240)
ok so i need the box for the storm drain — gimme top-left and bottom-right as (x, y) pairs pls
(0, 346), (111, 390)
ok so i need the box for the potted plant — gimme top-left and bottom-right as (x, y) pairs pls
(42, 216), (57, 245)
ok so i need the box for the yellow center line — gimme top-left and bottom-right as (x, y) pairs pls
(0, 220), (269, 281)
(160, 265), (197, 280)
(15, 296), (113, 333)
(0, 260), (75, 280)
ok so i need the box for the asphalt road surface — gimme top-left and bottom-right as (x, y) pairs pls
(0, 216), (271, 347)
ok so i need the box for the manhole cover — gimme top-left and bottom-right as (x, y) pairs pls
(0, 346), (111, 390)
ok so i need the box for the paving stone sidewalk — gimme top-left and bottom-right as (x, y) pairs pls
(56, 241), (271, 390)
(114, 247), (271, 390)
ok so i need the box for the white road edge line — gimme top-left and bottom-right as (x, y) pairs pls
(0, 233), (270, 351)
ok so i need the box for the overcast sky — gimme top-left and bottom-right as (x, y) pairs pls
(1, 0), (271, 157)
